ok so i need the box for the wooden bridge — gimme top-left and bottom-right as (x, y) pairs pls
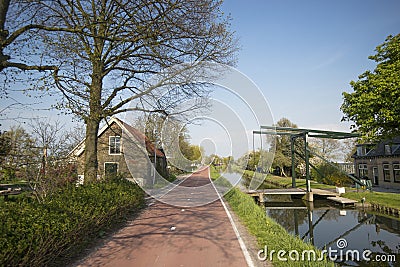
(246, 188), (358, 207)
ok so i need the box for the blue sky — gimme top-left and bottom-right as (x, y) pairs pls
(219, 0), (400, 131)
(1, 0), (400, 159)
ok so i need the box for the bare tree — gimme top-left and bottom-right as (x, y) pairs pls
(0, 0), (58, 71)
(29, 0), (238, 182)
(28, 118), (82, 159)
(308, 138), (342, 162)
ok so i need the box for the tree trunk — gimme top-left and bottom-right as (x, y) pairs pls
(84, 61), (103, 183)
(84, 118), (100, 183)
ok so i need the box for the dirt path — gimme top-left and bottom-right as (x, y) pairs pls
(77, 167), (251, 267)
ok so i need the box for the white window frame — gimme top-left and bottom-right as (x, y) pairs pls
(357, 146), (366, 156)
(358, 163), (368, 178)
(383, 164), (391, 182)
(109, 136), (121, 155)
(394, 164), (400, 183)
(104, 162), (119, 176)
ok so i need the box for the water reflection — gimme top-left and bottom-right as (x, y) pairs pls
(266, 199), (400, 266)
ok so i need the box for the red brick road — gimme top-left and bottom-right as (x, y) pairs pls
(77, 167), (249, 267)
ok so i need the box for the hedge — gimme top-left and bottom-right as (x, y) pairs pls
(0, 178), (145, 266)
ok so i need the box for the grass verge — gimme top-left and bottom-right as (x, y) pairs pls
(243, 170), (337, 190)
(342, 191), (400, 210)
(224, 187), (333, 266)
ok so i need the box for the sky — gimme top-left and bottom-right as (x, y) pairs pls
(218, 0), (400, 131)
(1, 0), (400, 159)
(188, 0), (400, 157)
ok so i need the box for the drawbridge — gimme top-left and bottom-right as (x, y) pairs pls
(253, 126), (371, 198)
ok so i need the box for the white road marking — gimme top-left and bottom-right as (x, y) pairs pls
(207, 167), (255, 267)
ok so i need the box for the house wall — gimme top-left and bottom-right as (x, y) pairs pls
(354, 156), (400, 189)
(75, 122), (131, 180)
(74, 121), (168, 183)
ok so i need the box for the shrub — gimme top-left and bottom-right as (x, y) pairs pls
(311, 162), (351, 187)
(0, 178), (145, 266)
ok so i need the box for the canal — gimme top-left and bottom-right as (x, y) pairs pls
(221, 171), (399, 265)
(265, 198), (400, 266)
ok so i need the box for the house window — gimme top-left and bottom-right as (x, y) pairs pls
(109, 136), (121, 154)
(384, 145), (391, 155)
(357, 146), (366, 156)
(394, 164), (400, 183)
(105, 162), (118, 178)
(358, 164), (368, 178)
(383, 164), (391, 182)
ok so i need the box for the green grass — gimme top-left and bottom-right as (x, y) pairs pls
(224, 187), (333, 267)
(244, 169), (400, 211)
(210, 165), (221, 180)
(243, 170), (337, 190)
(342, 191), (400, 210)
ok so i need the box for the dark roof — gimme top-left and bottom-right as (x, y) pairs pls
(354, 137), (400, 158)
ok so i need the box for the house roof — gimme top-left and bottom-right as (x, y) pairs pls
(68, 117), (165, 158)
(354, 136), (400, 158)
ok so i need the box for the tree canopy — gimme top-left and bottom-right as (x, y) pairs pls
(0, 0), (237, 182)
(341, 33), (400, 141)
(271, 118), (299, 176)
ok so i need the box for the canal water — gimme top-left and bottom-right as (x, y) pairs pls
(265, 198), (400, 266)
(221, 171), (399, 265)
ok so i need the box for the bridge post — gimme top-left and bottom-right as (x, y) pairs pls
(304, 132), (311, 193)
(306, 191), (313, 202)
(291, 136), (296, 188)
(258, 193), (264, 203)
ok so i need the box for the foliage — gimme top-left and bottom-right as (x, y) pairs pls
(243, 169), (337, 190)
(224, 187), (333, 267)
(236, 150), (273, 173)
(0, 130), (11, 164)
(134, 114), (203, 173)
(0, 123), (81, 200)
(271, 118), (303, 177)
(16, 0), (238, 182)
(341, 33), (400, 141)
(209, 164), (220, 180)
(0, 126), (38, 181)
(0, 178), (145, 266)
(310, 162), (352, 187)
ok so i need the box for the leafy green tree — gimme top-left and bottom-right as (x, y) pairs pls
(311, 162), (351, 187)
(271, 118), (301, 176)
(0, 126), (37, 181)
(0, 130), (11, 165)
(341, 34), (400, 141)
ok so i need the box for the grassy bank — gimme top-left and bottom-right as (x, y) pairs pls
(343, 191), (400, 210)
(243, 170), (336, 190)
(224, 187), (333, 266)
(0, 178), (145, 266)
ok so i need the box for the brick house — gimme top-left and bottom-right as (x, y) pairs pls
(353, 137), (400, 189)
(69, 117), (168, 184)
